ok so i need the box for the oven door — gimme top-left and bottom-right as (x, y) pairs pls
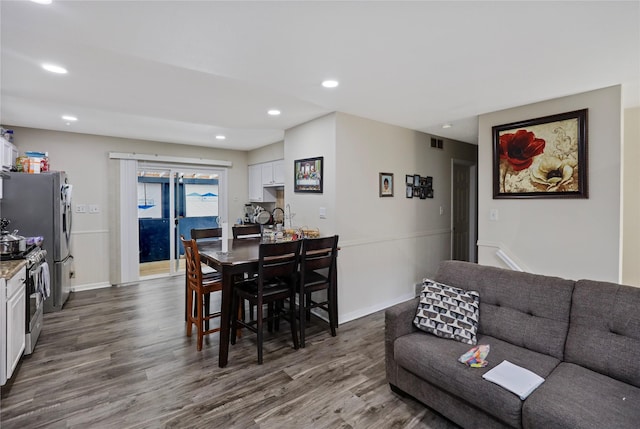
(25, 262), (46, 355)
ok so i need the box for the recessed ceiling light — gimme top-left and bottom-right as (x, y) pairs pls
(215, 135), (226, 140)
(31, 0), (53, 4)
(62, 115), (77, 121)
(267, 109), (281, 116)
(322, 80), (339, 88)
(42, 63), (68, 74)
(442, 123), (453, 129)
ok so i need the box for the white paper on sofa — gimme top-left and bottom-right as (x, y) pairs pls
(482, 360), (545, 400)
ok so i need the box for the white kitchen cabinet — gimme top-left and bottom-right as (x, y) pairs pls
(248, 164), (265, 202)
(249, 160), (283, 202)
(261, 159), (284, 186)
(2, 266), (26, 386)
(1, 137), (17, 172)
(272, 160), (285, 185)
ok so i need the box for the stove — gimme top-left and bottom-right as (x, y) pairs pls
(24, 246), (47, 355)
(1, 244), (37, 261)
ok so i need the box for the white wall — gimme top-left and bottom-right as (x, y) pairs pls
(622, 107), (640, 286)
(285, 112), (477, 323)
(6, 126), (248, 289)
(247, 141), (284, 165)
(477, 86), (622, 282)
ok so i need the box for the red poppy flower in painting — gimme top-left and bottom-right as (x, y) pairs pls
(499, 130), (546, 171)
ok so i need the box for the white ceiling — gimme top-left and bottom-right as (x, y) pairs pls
(1, 1), (638, 151)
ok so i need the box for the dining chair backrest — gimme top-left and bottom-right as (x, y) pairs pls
(181, 236), (204, 287)
(258, 240), (303, 288)
(301, 235), (339, 275)
(191, 227), (222, 241)
(233, 224), (262, 239)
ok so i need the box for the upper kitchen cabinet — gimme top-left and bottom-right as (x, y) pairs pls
(249, 160), (284, 203)
(262, 159), (284, 186)
(1, 137), (17, 172)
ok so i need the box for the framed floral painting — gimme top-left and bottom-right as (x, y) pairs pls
(492, 109), (588, 199)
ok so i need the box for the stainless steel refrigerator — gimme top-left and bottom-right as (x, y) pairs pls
(1, 171), (73, 312)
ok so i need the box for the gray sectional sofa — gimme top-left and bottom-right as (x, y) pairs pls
(385, 260), (640, 429)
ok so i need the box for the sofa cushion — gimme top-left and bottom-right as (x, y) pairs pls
(434, 261), (574, 360)
(523, 363), (640, 429)
(394, 332), (560, 428)
(565, 279), (640, 388)
(413, 279), (480, 345)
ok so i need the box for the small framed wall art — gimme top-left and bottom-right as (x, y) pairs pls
(294, 156), (323, 193)
(379, 172), (394, 197)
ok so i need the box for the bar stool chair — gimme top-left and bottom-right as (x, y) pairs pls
(231, 240), (302, 364)
(298, 235), (339, 348)
(181, 236), (224, 351)
(184, 228), (222, 323)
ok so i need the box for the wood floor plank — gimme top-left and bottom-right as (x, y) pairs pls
(1, 276), (459, 428)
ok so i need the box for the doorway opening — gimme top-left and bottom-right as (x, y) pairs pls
(451, 159), (477, 262)
(137, 165), (225, 278)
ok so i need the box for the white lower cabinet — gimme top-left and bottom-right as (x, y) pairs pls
(2, 266), (26, 385)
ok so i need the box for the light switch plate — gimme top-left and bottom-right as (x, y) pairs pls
(319, 207), (326, 219)
(89, 204), (100, 214)
(75, 204), (87, 213)
(490, 209), (499, 221)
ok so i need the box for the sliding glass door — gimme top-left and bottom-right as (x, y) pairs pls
(137, 164), (225, 278)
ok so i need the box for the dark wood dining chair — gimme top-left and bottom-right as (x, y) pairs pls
(232, 223), (262, 238)
(181, 235), (224, 351)
(298, 235), (339, 348)
(231, 240), (302, 364)
(184, 228), (222, 324)
(191, 227), (222, 241)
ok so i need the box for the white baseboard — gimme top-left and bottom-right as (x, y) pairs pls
(339, 292), (416, 325)
(71, 282), (112, 292)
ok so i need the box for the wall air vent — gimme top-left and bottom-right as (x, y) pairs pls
(431, 138), (444, 149)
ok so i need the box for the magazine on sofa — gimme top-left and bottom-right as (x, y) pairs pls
(482, 360), (545, 400)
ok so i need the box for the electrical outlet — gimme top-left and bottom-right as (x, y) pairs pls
(75, 204), (87, 213)
(89, 204), (100, 214)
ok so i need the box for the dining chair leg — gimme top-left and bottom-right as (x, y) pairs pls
(290, 290), (299, 350)
(299, 292), (307, 348)
(305, 291), (312, 321)
(186, 286), (194, 338)
(257, 300), (264, 365)
(204, 293), (210, 331)
(196, 291), (204, 351)
(329, 283), (337, 337)
(231, 292), (239, 345)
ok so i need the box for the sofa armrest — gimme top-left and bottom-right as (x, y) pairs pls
(385, 298), (419, 386)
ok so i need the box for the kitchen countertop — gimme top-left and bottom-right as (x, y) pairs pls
(0, 259), (27, 280)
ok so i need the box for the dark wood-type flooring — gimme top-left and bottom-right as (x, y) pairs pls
(1, 276), (459, 429)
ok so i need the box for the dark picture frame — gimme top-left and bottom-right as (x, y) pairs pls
(294, 156), (323, 193)
(379, 172), (394, 197)
(493, 109), (588, 199)
(406, 185), (413, 198)
(413, 174), (421, 187)
(405, 174), (413, 186)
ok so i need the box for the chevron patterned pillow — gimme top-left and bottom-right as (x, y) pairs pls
(413, 279), (480, 345)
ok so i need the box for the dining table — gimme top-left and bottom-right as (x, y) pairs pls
(197, 237), (262, 367)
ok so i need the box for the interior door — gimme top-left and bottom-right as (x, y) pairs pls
(452, 162), (471, 261)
